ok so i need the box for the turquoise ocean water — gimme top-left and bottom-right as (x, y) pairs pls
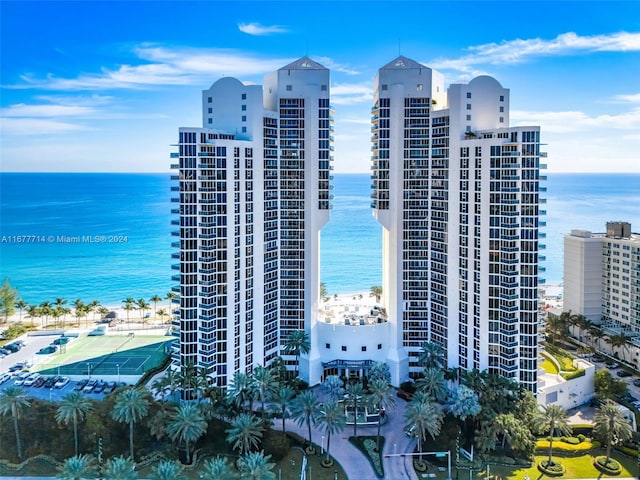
(1, 172), (638, 305)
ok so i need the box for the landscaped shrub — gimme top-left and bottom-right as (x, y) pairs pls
(535, 439), (593, 452)
(577, 434), (586, 442)
(564, 436), (580, 445)
(615, 444), (640, 457)
(538, 459), (565, 476)
(399, 381), (416, 394)
(594, 456), (622, 475)
(348, 436), (384, 478)
(561, 369), (585, 380)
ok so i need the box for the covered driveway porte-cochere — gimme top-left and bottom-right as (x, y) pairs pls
(321, 359), (373, 382)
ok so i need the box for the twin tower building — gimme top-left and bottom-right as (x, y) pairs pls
(171, 56), (543, 393)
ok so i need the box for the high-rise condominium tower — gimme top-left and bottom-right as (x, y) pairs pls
(173, 55), (543, 393)
(371, 57), (543, 391)
(171, 57), (331, 388)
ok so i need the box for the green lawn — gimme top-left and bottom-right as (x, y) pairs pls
(540, 357), (559, 375)
(478, 450), (639, 479)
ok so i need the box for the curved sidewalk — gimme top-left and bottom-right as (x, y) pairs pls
(277, 391), (419, 480)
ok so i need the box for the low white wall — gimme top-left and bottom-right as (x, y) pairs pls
(538, 358), (595, 409)
(314, 321), (390, 364)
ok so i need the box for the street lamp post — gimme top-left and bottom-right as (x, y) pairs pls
(86, 363), (91, 379)
(117, 363), (120, 383)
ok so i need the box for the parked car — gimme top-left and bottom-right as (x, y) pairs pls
(8, 363), (25, 373)
(24, 373), (41, 387)
(37, 345), (58, 355)
(0, 348), (11, 355)
(44, 376), (59, 389)
(592, 354), (605, 362)
(34, 376), (47, 388)
(105, 381), (117, 393)
(4, 343), (21, 353)
(633, 378), (640, 387)
(0, 373), (11, 384)
(617, 370), (632, 378)
(606, 361), (619, 369)
(14, 372), (30, 386)
(74, 379), (89, 391)
(93, 381), (106, 394)
(83, 380), (97, 393)
(53, 337), (71, 345)
(55, 376), (70, 389)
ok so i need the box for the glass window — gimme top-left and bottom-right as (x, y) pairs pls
(466, 92), (472, 99)
(241, 93), (247, 100)
(466, 104), (471, 110)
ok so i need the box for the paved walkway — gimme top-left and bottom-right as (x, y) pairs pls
(277, 388), (420, 480)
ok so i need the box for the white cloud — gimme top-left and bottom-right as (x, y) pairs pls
(610, 93), (640, 104)
(431, 31), (640, 73)
(238, 22), (288, 36)
(0, 118), (91, 135)
(331, 82), (372, 105)
(314, 56), (360, 75)
(1, 104), (97, 117)
(10, 46), (294, 90)
(511, 107), (640, 133)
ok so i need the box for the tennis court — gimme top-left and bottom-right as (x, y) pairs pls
(34, 335), (173, 377)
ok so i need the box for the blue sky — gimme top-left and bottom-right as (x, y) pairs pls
(1, 0), (639, 173)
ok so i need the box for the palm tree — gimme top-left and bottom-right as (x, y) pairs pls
(156, 308), (167, 323)
(270, 385), (295, 438)
(57, 454), (97, 480)
(136, 298), (150, 323)
(415, 367), (448, 402)
(201, 457), (236, 480)
(226, 413), (264, 455)
(314, 401), (347, 465)
(368, 378), (396, 452)
(369, 285), (382, 303)
(290, 390), (320, 452)
(149, 294), (163, 320)
(228, 371), (253, 412)
(251, 366), (277, 420)
(0, 386), (31, 459)
(150, 459), (186, 480)
(535, 404), (572, 468)
(73, 300), (86, 328)
(283, 330), (311, 378)
(594, 400), (633, 467)
(55, 297), (67, 326)
(320, 282), (328, 300)
(237, 451), (276, 480)
(104, 456), (137, 480)
(27, 304), (41, 327)
(589, 326), (606, 351)
(417, 341), (445, 369)
(404, 396), (444, 469)
(89, 300), (101, 324)
(40, 300), (52, 327)
(545, 313), (568, 345)
(111, 388), (150, 460)
(56, 391), (93, 456)
(122, 297), (135, 329)
(15, 299), (27, 322)
(322, 375), (345, 402)
(345, 381), (365, 437)
(166, 402), (207, 464)
(606, 332), (631, 362)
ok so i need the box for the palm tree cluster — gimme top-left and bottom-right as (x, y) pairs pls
(546, 310), (632, 363)
(11, 289), (175, 331)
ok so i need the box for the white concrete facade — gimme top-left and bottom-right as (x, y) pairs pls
(563, 222), (640, 333)
(172, 57), (332, 388)
(564, 230), (605, 321)
(371, 57), (543, 391)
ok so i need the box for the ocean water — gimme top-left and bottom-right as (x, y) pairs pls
(1, 172), (638, 305)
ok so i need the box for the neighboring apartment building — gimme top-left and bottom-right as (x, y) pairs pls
(171, 57), (332, 388)
(564, 221), (640, 333)
(173, 55), (543, 393)
(370, 57), (543, 391)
